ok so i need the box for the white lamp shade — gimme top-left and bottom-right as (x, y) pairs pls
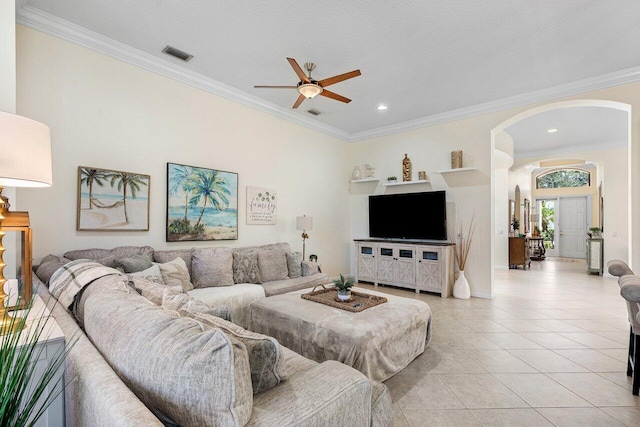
(0, 111), (52, 187)
(296, 215), (313, 231)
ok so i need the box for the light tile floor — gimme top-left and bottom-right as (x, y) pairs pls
(356, 258), (640, 426)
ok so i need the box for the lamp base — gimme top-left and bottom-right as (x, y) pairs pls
(0, 310), (26, 335)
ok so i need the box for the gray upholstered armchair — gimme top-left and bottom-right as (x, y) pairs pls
(607, 259), (639, 395)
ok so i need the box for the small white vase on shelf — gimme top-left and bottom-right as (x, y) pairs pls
(453, 270), (471, 299)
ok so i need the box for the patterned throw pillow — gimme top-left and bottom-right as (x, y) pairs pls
(232, 251), (262, 284)
(193, 312), (286, 394)
(155, 257), (193, 292)
(128, 264), (165, 285)
(191, 248), (234, 288)
(257, 250), (288, 282)
(285, 251), (302, 279)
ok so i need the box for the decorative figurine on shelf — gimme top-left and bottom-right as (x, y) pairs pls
(351, 165), (362, 181)
(402, 154), (412, 181)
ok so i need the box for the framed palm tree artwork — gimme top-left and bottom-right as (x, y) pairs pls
(166, 162), (238, 241)
(77, 166), (150, 231)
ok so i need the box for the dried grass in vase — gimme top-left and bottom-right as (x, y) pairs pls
(455, 213), (476, 271)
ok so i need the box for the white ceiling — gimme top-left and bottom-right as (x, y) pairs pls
(505, 107), (628, 158)
(16, 1), (640, 141)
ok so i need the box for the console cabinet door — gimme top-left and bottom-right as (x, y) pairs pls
(357, 243), (376, 282)
(376, 245), (395, 283)
(416, 246), (441, 293)
(395, 246), (416, 286)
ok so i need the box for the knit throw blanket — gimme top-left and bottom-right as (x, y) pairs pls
(49, 259), (122, 311)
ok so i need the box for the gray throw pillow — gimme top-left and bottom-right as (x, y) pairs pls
(114, 255), (153, 273)
(301, 260), (320, 276)
(153, 250), (193, 277)
(35, 255), (71, 284)
(193, 312), (286, 394)
(191, 248), (234, 288)
(285, 251), (302, 279)
(233, 251), (262, 284)
(257, 249), (288, 282)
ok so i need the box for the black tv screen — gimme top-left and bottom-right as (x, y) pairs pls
(369, 191), (447, 240)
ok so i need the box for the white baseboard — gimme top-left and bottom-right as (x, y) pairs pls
(471, 292), (493, 299)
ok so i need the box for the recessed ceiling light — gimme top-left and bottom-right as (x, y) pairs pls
(377, 105), (388, 111)
(547, 128), (558, 133)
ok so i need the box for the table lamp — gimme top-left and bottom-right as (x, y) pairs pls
(0, 111), (52, 335)
(296, 215), (313, 261)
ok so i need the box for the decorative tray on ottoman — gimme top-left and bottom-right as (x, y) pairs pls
(301, 284), (387, 313)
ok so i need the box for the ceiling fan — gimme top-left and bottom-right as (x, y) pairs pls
(254, 58), (361, 109)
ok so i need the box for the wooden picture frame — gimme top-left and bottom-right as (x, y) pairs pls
(166, 162), (238, 241)
(77, 166), (150, 231)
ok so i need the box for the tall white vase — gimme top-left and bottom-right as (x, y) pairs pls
(453, 270), (471, 299)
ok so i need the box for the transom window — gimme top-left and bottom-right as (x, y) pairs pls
(536, 169), (590, 189)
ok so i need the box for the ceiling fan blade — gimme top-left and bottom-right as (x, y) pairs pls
(254, 85), (298, 89)
(287, 58), (310, 83)
(319, 89), (351, 103)
(292, 94), (306, 109)
(318, 70), (361, 88)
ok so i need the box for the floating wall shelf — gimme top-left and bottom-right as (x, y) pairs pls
(382, 179), (430, 187)
(350, 178), (379, 184)
(436, 167), (478, 174)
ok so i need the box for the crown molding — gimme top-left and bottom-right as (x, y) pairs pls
(349, 68), (640, 142)
(514, 139), (627, 160)
(16, 6), (350, 142)
(16, 5), (640, 144)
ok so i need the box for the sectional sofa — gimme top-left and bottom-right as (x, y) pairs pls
(34, 243), (393, 426)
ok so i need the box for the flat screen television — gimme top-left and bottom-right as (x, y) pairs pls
(369, 191), (447, 240)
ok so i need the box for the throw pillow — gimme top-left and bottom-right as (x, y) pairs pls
(113, 255), (153, 273)
(128, 264), (165, 285)
(129, 277), (167, 305)
(162, 288), (230, 321)
(155, 257), (193, 292)
(153, 249), (193, 277)
(194, 312), (286, 394)
(191, 248), (234, 288)
(301, 260), (320, 277)
(257, 249), (288, 282)
(232, 251), (262, 284)
(285, 251), (302, 279)
(35, 255), (71, 284)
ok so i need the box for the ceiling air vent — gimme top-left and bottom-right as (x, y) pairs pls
(307, 109), (322, 116)
(162, 45), (193, 62)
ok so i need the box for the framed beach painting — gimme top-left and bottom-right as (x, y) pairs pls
(77, 166), (150, 231)
(166, 162), (238, 241)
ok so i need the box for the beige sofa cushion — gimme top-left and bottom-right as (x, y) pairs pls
(155, 257), (193, 291)
(193, 312), (286, 394)
(192, 247), (234, 288)
(257, 250), (288, 282)
(81, 280), (253, 426)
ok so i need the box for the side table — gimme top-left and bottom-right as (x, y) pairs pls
(529, 237), (546, 260)
(13, 296), (65, 427)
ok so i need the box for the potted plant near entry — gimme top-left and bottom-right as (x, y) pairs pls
(589, 226), (602, 238)
(511, 217), (520, 237)
(333, 274), (355, 301)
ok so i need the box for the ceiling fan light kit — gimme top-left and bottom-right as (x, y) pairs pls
(254, 58), (361, 109)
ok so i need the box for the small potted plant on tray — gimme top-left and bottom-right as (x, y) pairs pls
(333, 274), (355, 301)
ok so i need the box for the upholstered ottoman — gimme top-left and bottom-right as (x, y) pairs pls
(249, 286), (432, 381)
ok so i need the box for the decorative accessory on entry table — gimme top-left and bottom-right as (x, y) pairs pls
(0, 111), (52, 334)
(296, 215), (313, 260)
(402, 154), (412, 181)
(453, 213), (476, 300)
(301, 284), (387, 312)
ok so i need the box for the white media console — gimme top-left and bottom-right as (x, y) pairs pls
(355, 239), (455, 298)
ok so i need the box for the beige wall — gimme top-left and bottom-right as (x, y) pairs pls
(15, 26), (352, 277)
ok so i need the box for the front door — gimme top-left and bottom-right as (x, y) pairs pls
(558, 197), (588, 259)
